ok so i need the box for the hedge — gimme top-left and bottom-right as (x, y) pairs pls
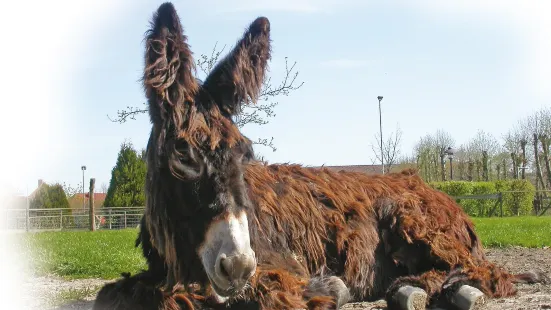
(428, 180), (535, 217)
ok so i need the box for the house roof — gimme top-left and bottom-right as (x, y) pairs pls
(27, 179), (47, 201)
(73, 193), (107, 201)
(318, 164), (383, 174)
(312, 163), (417, 175)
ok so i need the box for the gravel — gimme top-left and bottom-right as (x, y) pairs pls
(29, 247), (550, 310)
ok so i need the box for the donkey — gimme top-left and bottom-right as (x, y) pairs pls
(93, 2), (548, 310)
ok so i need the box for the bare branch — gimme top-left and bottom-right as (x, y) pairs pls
(370, 124), (403, 172)
(60, 182), (83, 198)
(100, 183), (108, 194)
(259, 57), (304, 99)
(411, 129), (455, 181)
(196, 42), (227, 76)
(107, 43), (304, 152)
(252, 137), (277, 152)
(107, 102), (148, 124)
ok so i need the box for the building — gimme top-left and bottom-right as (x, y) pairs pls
(314, 163), (416, 175)
(70, 192), (107, 210)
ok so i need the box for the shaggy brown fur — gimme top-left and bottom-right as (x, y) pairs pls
(243, 164), (547, 305)
(93, 2), (548, 310)
(94, 253), (341, 310)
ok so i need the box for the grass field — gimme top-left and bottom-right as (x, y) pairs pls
(471, 216), (551, 248)
(19, 229), (146, 280)
(15, 216), (551, 280)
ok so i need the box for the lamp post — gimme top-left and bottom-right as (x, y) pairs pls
(81, 165), (86, 209)
(445, 147), (454, 180)
(377, 96), (384, 174)
(517, 166), (527, 179)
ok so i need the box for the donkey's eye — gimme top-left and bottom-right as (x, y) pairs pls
(168, 140), (204, 181)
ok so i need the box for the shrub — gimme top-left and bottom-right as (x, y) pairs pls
(29, 182), (74, 229)
(30, 183), (70, 209)
(495, 180), (535, 216)
(429, 180), (534, 217)
(430, 181), (473, 197)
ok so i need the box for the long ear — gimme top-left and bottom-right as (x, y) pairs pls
(143, 2), (199, 126)
(202, 17), (272, 116)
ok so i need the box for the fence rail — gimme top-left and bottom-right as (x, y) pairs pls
(1, 189), (549, 231)
(0, 207), (145, 231)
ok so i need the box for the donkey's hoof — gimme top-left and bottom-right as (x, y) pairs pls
(326, 276), (351, 308)
(394, 285), (427, 310)
(450, 285), (485, 310)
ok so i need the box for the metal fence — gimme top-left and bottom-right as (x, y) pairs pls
(1, 189), (549, 232)
(0, 207), (145, 231)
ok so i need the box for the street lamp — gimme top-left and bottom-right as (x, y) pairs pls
(445, 147), (454, 180)
(377, 96), (384, 174)
(81, 165), (87, 209)
(517, 166), (527, 179)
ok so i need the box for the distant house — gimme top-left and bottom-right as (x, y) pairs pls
(0, 180), (47, 229)
(69, 192), (107, 210)
(26, 179), (47, 205)
(1, 180), (108, 230)
(3, 179), (107, 211)
(2, 179), (47, 210)
(313, 163), (416, 175)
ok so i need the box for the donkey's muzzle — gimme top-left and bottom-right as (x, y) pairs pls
(216, 253), (256, 289)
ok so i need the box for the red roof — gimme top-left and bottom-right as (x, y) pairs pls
(312, 163), (417, 175)
(319, 164), (383, 174)
(73, 193), (107, 200)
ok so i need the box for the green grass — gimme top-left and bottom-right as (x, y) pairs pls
(472, 216), (551, 248)
(18, 229), (145, 280)
(16, 216), (551, 280)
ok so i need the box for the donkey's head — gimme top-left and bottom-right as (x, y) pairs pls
(142, 2), (270, 298)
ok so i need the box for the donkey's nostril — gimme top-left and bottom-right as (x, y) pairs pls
(218, 254), (256, 286)
(219, 256), (232, 279)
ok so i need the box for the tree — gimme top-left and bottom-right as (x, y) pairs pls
(100, 182), (108, 193)
(451, 145), (471, 181)
(463, 130), (500, 181)
(108, 43), (304, 152)
(60, 181), (82, 199)
(370, 124), (403, 173)
(523, 108), (551, 187)
(30, 183), (70, 209)
(29, 182), (73, 229)
(104, 141), (147, 208)
(413, 130), (455, 181)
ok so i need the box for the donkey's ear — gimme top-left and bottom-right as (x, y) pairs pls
(202, 17), (272, 116)
(143, 2), (199, 125)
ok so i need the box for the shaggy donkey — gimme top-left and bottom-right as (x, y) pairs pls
(93, 2), (548, 310)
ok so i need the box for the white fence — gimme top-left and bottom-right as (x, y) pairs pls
(0, 207), (145, 231)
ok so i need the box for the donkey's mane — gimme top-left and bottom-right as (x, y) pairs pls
(244, 163), (481, 299)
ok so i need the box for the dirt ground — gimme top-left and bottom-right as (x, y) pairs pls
(342, 247), (551, 310)
(30, 247), (551, 310)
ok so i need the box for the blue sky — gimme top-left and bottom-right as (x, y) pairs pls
(1, 0), (550, 196)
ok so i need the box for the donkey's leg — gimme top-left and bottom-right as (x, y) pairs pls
(385, 270), (448, 310)
(236, 265), (349, 310)
(93, 271), (208, 310)
(304, 273), (351, 310)
(246, 267), (311, 310)
(93, 271), (164, 310)
(433, 262), (527, 310)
